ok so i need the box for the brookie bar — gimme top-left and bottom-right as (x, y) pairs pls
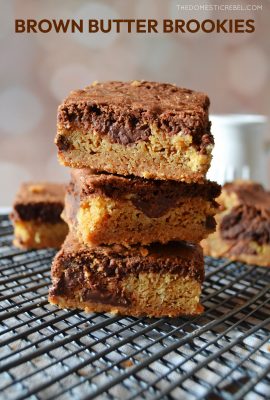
(56, 80), (213, 182)
(49, 233), (204, 318)
(11, 182), (68, 249)
(202, 180), (270, 267)
(63, 169), (221, 246)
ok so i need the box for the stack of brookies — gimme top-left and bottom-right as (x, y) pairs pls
(49, 81), (221, 317)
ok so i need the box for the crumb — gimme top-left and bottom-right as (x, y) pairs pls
(120, 360), (134, 368)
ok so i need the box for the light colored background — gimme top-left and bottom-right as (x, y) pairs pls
(0, 0), (270, 205)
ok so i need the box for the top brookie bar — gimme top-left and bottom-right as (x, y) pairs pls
(56, 80), (213, 182)
(11, 182), (68, 249)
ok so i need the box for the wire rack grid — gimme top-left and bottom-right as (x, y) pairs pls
(0, 214), (270, 400)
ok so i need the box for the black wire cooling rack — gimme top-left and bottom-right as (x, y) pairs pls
(0, 214), (270, 400)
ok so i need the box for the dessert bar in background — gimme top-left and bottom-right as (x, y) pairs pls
(63, 169), (221, 246)
(11, 183), (68, 249)
(56, 80), (213, 182)
(202, 180), (270, 267)
(49, 233), (204, 318)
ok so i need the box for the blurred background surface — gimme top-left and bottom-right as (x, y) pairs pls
(0, 0), (270, 205)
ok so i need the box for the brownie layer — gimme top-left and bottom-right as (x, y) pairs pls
(12, 182), (66, 223)
(49, 234), (204, 317)
(50, 233), (204, 282)
(57, 80), (212, 151)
